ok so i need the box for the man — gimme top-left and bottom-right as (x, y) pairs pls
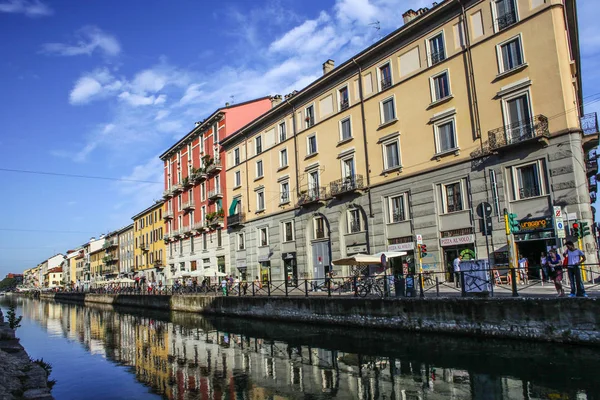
(453, 255), (461, 288)
(563, 241), (587, 297)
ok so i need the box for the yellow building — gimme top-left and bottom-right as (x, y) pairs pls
(90, 248), (104, 280)
(132, 201), (166, 283)
(45, 267), (63, 288)
(221, 0), (596, 282)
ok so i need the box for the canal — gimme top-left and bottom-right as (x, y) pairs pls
(2, 296), (600, 400)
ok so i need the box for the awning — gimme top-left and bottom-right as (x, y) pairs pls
(332, 251), (407, 266)
(229, 198), (239, 216)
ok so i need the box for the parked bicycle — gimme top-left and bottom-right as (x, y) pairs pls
(357, 277), (385, 298)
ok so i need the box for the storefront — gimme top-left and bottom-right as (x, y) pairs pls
(346, 244), (368, 275)
(387, 237), (416, 276)
(440, 228), (476, 281)
(282, 252), (297, 285)
(514, 216), (555, 279)
(236, 259), (247, 281)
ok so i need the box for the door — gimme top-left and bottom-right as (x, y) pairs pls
(506, 94), (531, 141)
(312, 241), (330, 283)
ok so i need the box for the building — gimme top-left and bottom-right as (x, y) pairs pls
(83, 237), (104, 286)
(90, 242), (105, 282)
(220, 0), (597, 283)
(45, 267), (63, 289)
(117, 224), (134, 277)
(74, 249), (85, 284)
(102, 231), (120, 280)
(132, 201), (166, 283)
(159, 97), (272, 281)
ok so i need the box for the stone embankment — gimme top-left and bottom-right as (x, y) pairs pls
(0, 310), (54, 400)
(40, 292), (600, 346)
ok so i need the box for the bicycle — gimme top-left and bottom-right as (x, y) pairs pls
(357, 277), (385, 298)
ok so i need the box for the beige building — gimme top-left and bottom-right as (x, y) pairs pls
(221, 0), (597, 283)
(117, 224), (134, 277)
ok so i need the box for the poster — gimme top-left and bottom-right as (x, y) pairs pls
(461, 259), (491, 294)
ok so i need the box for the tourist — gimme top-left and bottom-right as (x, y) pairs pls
(254, 276), (262, 290)
(563, 241), (587, 297)
(547, 248), (564, 297)
(453, 255), (461, 288)
(221, 277), (228, 296)
(233, 276), (240, 294)
(518, 255), (528, 284)
(540, 252), (548, 282)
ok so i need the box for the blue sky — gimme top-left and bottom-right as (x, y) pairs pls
(0, 0), (598, 275)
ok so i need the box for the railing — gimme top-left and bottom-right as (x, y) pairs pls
(391, 211), (405, 223)
(430, 50), (446, 65)
(208, 188), (223, 200)
(181, 224), (193, 235)
(191, 170), (207, 183)
(102, 240), (117, 249)
(163, 210), (174, 220)
(227, 213), (245, 226)
(315, 228), (326, 239)
(181, 177), (192, 188)
(298, 186), (327, 206)
(380, 78), (392, 90)
(305, 116), (314, 128)
(139, 243), (149, 251)
(519, 186), (541, 199)
(349, 221), (361, 234)
(192, 221), (206, 232)
(586, 158), (598, 174)
(496, 9), (517, 30)
(340, 99), (349, 110)
(164, 233), (172, 242)
(581, 112), (599, 135)
(472, 114), (549, 157)
(207, 215), (224, 227)
(182, 200), (195, 211)
(172, 183), (183, 194)
(162, 188), (173, 199)
(102, 255), (117, 264)
(330, 175), (364, 197)
(206, 160), (222, 175)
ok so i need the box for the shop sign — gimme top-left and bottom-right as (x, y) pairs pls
(282, 252), (296, 260)
(518, 217), (553, 232)
(440, 234), (475, 246)
(388, 242), (414, 251)
(258, 247), (271, 262)
(236, 259), (247, 268)
(347, 244), (367, 254)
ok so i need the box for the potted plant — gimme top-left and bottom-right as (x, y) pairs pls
(217, 208), (225, 218)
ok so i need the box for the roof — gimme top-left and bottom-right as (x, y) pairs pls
(46, 267), (62, 274)
(159, 95), (271, 159)
(132, 200), (165, 220)
(116, 223), (134, 235)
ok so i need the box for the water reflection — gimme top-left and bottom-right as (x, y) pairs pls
(3, 296), (600, 400)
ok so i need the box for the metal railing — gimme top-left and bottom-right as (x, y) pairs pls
(206, 160), (222, 174)
(429, 50), (446, 65)
(305, 116), (315, 128)
(163, 210), (174, 220)
(496, 9), (517, 30)
(227, 213), (245, 226)
(340, 99), (349, 110)
(349, 220), (361, 233)
(518, 186), (541, 199)
(191, 170), (207, 183)
(472, 114), (549, 157)
(581, 112), (599, 135)
(172, 183), (183, 194)
(330, 175), (364, 197)
(181, 200), (195, 211)
(102, 240), (118, 249)
(298, 186), (327, 206)
(380, 78), (392, 90)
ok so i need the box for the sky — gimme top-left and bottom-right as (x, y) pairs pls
(0, 0), (598, 276)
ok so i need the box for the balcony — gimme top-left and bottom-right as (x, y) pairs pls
(162, 188), (173, 199)
(102, 239), (118, 249)
(172, 184), (183, 194)
(208, 188), (223, 201)
(340, 99), (349, 110)
(182, 200), (195, 212)
(586, 157), (598, 177)
(470, 115), (549, 158)
(298, 185), (327, 207)
(182, 176), (192, 189)
(227, 213), (245, 227)
(207, 213), (225, 227)
(381, 78), (392, 90)
(163, 210), (174, 220)
(330, 175), (364, 197)
(102, 255), (117, 264)
(581, 113), (599, 151)
(163, 233), (172, 242)
(206, 159), (222, 175)
(496, 9), (517, 30)
(191, 169), (207, 184)
(192, 221), (207, 232)
(173, 229), (183, 238)
(140, 243), (149, 251)
(182, 225), (193, 236)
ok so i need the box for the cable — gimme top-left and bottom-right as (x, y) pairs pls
(0, 168), (162, 184)
(0, 228), (96, 234)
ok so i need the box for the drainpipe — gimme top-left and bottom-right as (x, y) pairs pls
(244, 134), (250, 213)
(352, 58), (374, 218)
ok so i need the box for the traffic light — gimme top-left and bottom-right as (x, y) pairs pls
(508, 213), (519, 233)
(581, 222), (591, 237)
(572, 222), (580, 239)
(419, 244), (428, 258)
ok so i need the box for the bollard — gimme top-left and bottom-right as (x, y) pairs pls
(252, 282), (255, 296)
(383, 272), (389, 298)
(435, 277), (439, 297)
(304, 279), (309, 297)
(510, 267), (518, 297)
(460, 271), (466, 297)
(238, 283), (241, 297)
(419, 273), (424, 298)
(353, 276), (358, 297)
(285, 280), (289, 297)
(327, 279), (331, 297)
(267, 281), (271, 297)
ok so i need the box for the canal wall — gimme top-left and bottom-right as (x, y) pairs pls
(41, 293), (600, 345)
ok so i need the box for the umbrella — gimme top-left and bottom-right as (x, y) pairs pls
(203, 268), (226, 277)
(117, 278), (135, 284)
(332, 253), (380, 266)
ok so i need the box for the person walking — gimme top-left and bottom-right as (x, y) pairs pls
(540, 252), (548, 282)
(453, 255), (461, 288)
(221, 277), (228, 296)
(563, 241), (587, 297)
(547, 248), (564, 297)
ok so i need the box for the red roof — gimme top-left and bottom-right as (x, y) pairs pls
(47, 267), (62, 274)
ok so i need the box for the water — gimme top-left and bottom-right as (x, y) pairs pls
(1, 296), (600, 400)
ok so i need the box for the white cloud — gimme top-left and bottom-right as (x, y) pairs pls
(42, 26), (121, 57)
(131, 69), (168, 93)
(118, 91), (166, 107)
(269, 11), (330, 53)
(69, 77), (103, 105)
(155, 110), (170, 121)
(178, 83), (205, 106)
(335, 0), (379, 25)
(0, 0), (52, 17)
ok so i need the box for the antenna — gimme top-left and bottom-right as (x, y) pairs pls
(229, 95), (235, 105)
(369, 20), (381, 39)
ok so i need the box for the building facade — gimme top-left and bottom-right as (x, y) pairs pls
(102, 231), (119, 280)
(160, 97), (272, 282)
(132, 201), (166, 283)
(45, 267), (63, 289)
(221, 0), (597, 283)
(117, 224), (134, 277)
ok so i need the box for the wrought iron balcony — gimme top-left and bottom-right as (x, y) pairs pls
(381, 78), (392, 90)
(430, 50), (446, 66)
(182, 225), (193, 236)
(206, 160), (222, 175)
(519, 186), (541, 199)
(581, 112), (599, 136)
(340, 99), (349, 110)
(330, 175), (364, 197)
(471, 115), (549, 157)
(102, 239), (118, 249)
(496, 9), (517, 30)
(227, 213), (245, 227)
(192, 221), (207, 232)
(298, 185), (327, 206)
(208, 188), (223, 200)
(162, 189), (173, 199)
(207, 215), (224, 227)
(182, 177), (192, 189)
(102, 255), (117, 264)
(140, 243), (149, 251)
(163, 233), (172, 242)
(163, 210), (174, 220)
(182, 200), (195, 212)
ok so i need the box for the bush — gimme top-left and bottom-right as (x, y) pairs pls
(6, 305), (22, 330)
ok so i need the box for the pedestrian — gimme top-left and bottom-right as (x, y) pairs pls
(547, 248), (564, 297)
(518, 255), (528, 284)
(453, 255), (461, 288)
(254, 276), (262, 290)
(563, 241), (587, 297)
(192, 278), (198, 292)
(540, 252), (548, 282)
(221, 277), (228, 296)
(233, 276), (240, 294)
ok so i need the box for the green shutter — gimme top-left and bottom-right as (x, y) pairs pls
(229, 198), (239, 216)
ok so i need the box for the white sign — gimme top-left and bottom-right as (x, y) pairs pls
(555, 217), (566, 239)
(347, 245), (368, 254)
(416, 234), (423, 245)
(567, 212), (577, 221)
(553, 206), (562, 219)
(388, 242), (415, 252)
(440, 234), (475, 247)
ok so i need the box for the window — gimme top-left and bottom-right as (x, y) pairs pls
(179, 239), (183, 255)
(279, 122), (286, 142)
(340, 118), (352, 141)
(444, 182), (463, 213)
(234, 148), (240, 166)
(305, 105), (315, 128)
(434, 119), (458, 153)
(431, 71), (451, 102)
(339, 86), (349, 110)
(503, 92), (533, 142)
(234, 171), (241, 187)
(348, 209), (361, 233)
(494, 0), (518, 31)
(389, 195), (407, 223)
(428, 33), (446, 66)
(379, 63), (392, 90)
(283, 221), (294, 242)
(255, 136), (263, 155)
(381, 97), (396, 124)
(203, 233), (207, 250)
(201, 206), (206, 225)
(190, 236), (194, 253)
(342, 157), (355, 179)
(259, 227), (268, 247)
(280, 181), (290, 204)
(514, 162), (542, 199)
(383, 139), (401, 170)
(201, 183), (206, 201)
(308, 170), (320, 198)
(314, 217), (326, 239)
(256, 160), (264, 178)
(257, 190), (265, 211)
(217, 229), (222, 247)
(279, 148), (288, 168)
(307, 134), (318, 155)
(498, 36), (524, 73)
(215, 175), (221, 192)
(237, 233), (245, 250)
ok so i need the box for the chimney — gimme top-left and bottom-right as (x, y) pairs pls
(270, 95), (282, 108)
(225, 102), (230, 107)
(322, 59), (335, 75)
(402, 9), (418, 24)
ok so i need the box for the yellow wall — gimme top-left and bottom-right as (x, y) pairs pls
(90, 250), (103, 277)
(133, 203), (166, 271)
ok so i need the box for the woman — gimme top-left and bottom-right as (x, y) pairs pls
(547, 248), (564, 297)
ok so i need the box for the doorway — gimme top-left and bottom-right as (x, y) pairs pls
(443, 245), (475, 282)
(515, 239), (548, 280)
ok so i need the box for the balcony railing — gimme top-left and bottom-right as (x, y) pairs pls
(102, 255), (117, 264)
(182, 200), (195, 212)
(391, 211), (405, 223)
(102, 239), (117, 249)
(519, 186), (541, 199)
(381, 78), (392, 90)
(140, 243), (149, 251)
(340, 99), (349, 110)
(208, 188), (223, 200)
(206, 160), (222, 175)
(228, 213), (245, 226)
(581, 112), (599, 136)
(163, 233), (172, 242)
(349, 221), (362, 234)
(172, 184), (183, 194)
(586, 157), (598, 176)
(163, 188), (173, 199)
(496, 9), (517, 30)
(163, 210), (174, 220)
(471, 115), (549, 157)
(182, 224), (193, 235)
(590, 181), (598, 193)
(298, 186), (327, 206)
(192, 222), (207, 232)
(182, 177), (192, 189)
(430, 50), (446, 66)
(191, 170), (207, 183)
(330, 175), (364, 197)
(207, 215), (224, 227)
